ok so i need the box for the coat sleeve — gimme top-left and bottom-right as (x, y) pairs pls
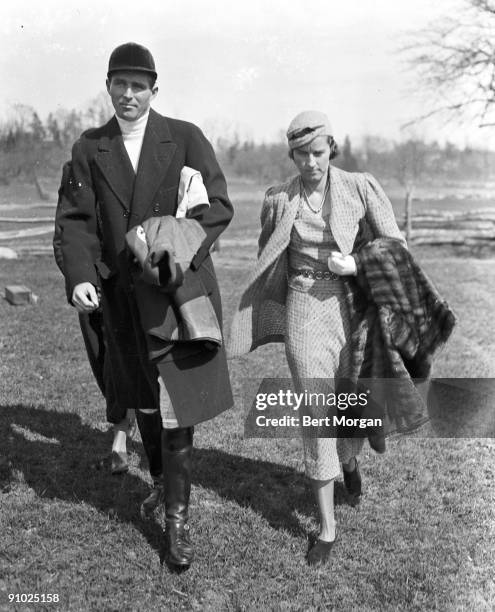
(57, 138), (101, 301)
(183, 124), (234, 270)
(53, 160), (72, 275)
(363, 173), (406, 247)
(257, 187), (276, 257)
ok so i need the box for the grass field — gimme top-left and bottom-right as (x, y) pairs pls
(0, 179), (494, 611)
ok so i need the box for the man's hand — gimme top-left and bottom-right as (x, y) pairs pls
(72, 282), (100, 313)
(327, 251), (357, 276)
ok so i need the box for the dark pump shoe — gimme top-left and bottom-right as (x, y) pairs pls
(307, 538), (335, 566)
(343, 458), (362, 506)
(162, 427), (194, 568)
(140, 481), (164, 520)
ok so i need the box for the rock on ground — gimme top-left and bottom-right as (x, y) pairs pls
(0, 247), (18, 259)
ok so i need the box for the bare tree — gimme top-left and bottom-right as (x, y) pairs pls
(404, 0), (495, 128)
(0, 104), (50, 199)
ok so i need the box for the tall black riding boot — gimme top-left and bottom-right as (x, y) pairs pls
(136, 410), (163, 519)
(162, 426), (194, 567)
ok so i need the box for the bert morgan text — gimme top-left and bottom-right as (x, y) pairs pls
(255, 414), (383, 428)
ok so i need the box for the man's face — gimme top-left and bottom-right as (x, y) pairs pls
(106, 71), (157, 121)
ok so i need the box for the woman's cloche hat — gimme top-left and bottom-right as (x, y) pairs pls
(287, 110), (332, 149)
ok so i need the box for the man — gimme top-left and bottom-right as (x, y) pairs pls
(56, 42), (234, 568)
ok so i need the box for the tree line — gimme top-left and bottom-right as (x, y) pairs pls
(214, 133), (495, 185)
(0, 94), (113, 198)
(1, 99), (494, 200)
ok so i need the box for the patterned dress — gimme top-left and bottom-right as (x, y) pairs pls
(285, 190), (363, 480)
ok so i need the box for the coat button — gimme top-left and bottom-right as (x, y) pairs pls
(123, 210), (130, 218)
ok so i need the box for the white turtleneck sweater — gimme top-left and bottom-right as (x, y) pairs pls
(115, 110), (150, 173)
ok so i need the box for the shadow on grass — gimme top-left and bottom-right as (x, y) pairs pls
(1, 404), (349, 549)
(192, 447), (349, 537)
(1, 403), (163, 554)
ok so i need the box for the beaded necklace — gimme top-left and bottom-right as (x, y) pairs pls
(301, 175), (329, 214)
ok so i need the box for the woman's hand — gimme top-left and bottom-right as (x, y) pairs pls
(327, 251), (357, 276)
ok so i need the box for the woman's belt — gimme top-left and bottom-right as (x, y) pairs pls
(289, 267), (340, 281)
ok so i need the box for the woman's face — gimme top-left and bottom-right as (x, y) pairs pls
(292, 135), (331, 185)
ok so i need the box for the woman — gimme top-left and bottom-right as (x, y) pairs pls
(229, 110), (407, 566)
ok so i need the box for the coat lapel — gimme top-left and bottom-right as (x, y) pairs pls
(131, 109), (177, 223)
(328, 166), (365, 255)
(95, 117), (135, 213)
(260, 176), (300, 271)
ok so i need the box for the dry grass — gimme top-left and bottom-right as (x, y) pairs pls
(0, 181), (494, 611)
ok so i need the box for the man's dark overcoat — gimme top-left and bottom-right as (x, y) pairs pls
(57, 108), (234, 426)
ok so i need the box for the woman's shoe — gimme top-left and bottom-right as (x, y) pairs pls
(343, 458), (362, 506)
(307, 537), (335, 566)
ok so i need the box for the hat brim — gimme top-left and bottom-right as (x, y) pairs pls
(107, 67), (157, 79)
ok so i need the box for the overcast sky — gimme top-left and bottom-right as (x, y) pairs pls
(2, 0), (493, 148)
